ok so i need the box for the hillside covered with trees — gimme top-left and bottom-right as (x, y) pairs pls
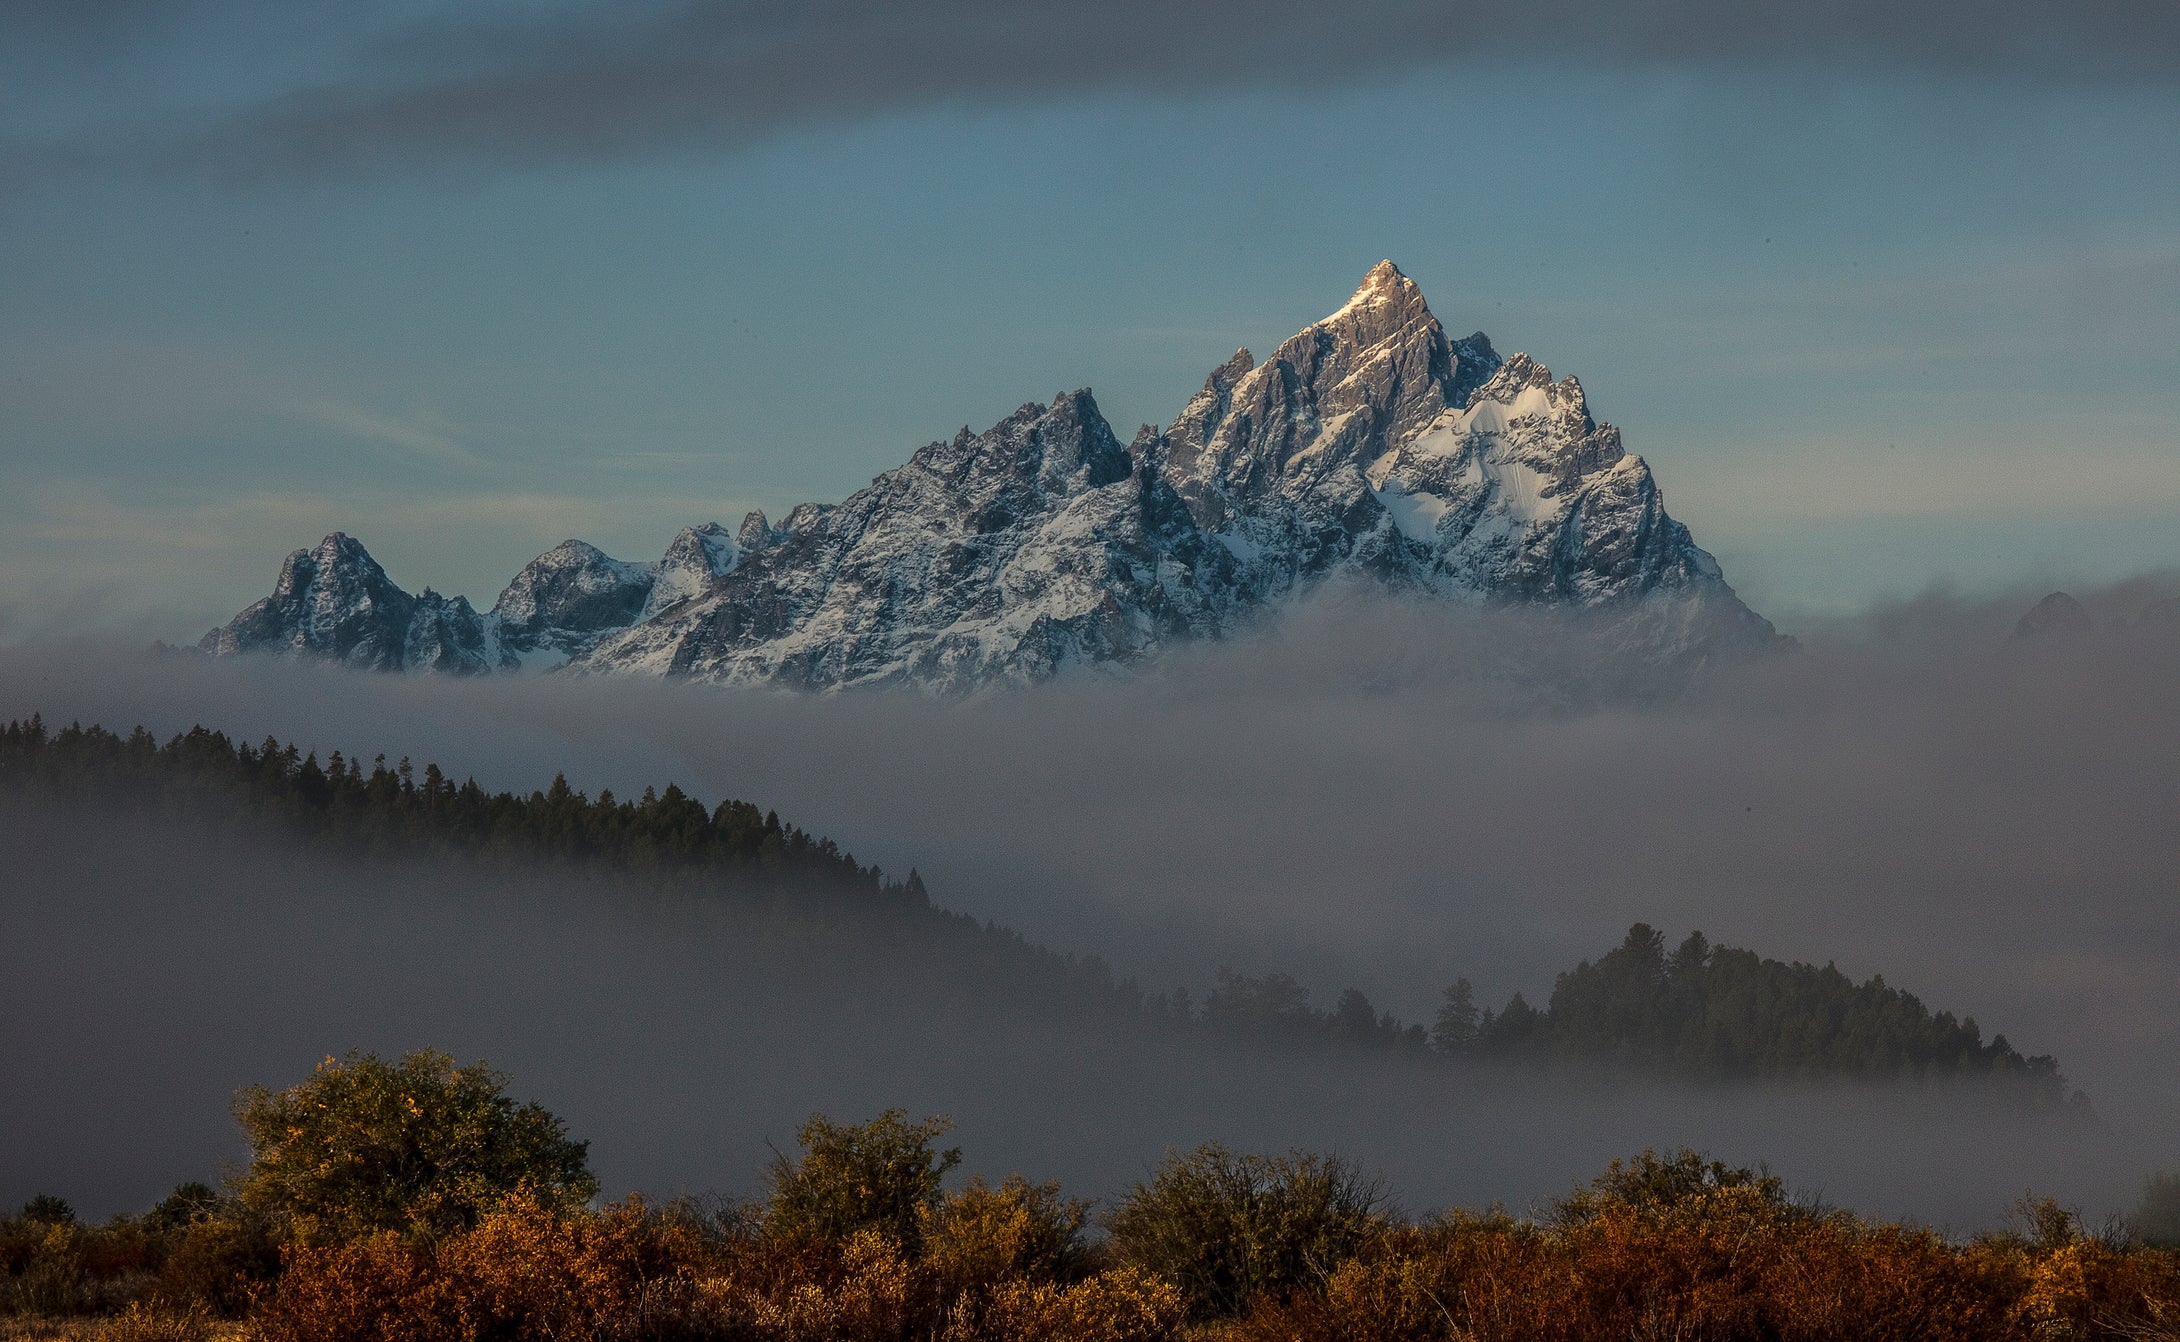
(0, 715), (2078, 1105)
(1430, 924), (2068, 1090)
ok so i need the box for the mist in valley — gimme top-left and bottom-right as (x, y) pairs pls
(3, 579), (2176, 1231)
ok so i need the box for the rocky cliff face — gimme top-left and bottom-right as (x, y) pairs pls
(203, 262), (1776, 688)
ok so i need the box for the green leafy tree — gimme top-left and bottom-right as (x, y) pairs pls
(232, 1048), (596, 1241)
(1551, 1147), (1790, 1227)
(765, 1109), (961, 1253)
(17, 1194), (74, 1225)
(146, 1181), (222, 1232)
(1107, 1143), (1387, 1320)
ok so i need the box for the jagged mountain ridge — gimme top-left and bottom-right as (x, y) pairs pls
(203, 262), (1776, 689)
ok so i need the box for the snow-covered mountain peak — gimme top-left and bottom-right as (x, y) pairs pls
(1473, 352), (1576, 404)
(1285, 260), (1439, 372)
(1153, 264), (1494, 534)
(202, 263), (1778, 689)
(273, 532), (380, 598)
(488, 539), (657, 659)
(201, 531), (468, 672)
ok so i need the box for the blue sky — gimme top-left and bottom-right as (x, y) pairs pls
(3, 3), (2176, 637)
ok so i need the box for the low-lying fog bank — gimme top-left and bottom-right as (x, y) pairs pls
(0, 804), (2159, 1231)
(3, 578), (2175, 1227)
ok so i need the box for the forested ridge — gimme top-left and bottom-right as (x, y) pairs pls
(1, 715), (2076, 1103)
(1430, 924), (2070, 1092)
(0, 713), (908, 901)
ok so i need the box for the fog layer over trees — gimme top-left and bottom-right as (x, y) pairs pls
(2, 579), (2175, 1226)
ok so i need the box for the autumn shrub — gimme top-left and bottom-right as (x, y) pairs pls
(8, 1222), (85, 1317)
(452, 1193), (728, 1336)
(242, 1180), (1175, 1342)
(1106, 1143), (1389, 1320)
(1225, 1154), (2034, 1342)
(1977, 1199), (2180, 1341)
(141, 1189), (221, 1239)
(0, 1197), (218, 1322)
(741, 1226), (933, 1341)
(19, 1085), (2180, 1342)
(100, 1299), (225, 1342)
(148, 1216), (280, 1318)
(242, 1231), (441, 1342)
(681, 1223), (1180, 1342)
(226, 1153), (2180, 1342)
(245, 1193), (730, 1342)
(980, 1266), (1186, 1342)
(924, 1176), (1094, 1294)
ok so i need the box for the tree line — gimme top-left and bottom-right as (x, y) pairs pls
(1, 714), (2078, 1104)
(0, 713), (912, 904)
(1428, 924), (2071, 1095)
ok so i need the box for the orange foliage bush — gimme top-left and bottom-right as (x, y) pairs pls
(244, 1195), (717, 1342)
(17, 1144), (2180, 1342)
(1225, 1159), (2180, 1342)
(242, 1191), (1179, 1342)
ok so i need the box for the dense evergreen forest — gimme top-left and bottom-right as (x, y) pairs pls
(0, 713), (907, 901)
(0, 715), (2077, 1104)
(1430, 924), (2069, 1090)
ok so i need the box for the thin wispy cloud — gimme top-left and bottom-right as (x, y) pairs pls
(273, 394), (480, 468)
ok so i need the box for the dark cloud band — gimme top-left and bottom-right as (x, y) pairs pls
(8, 0), (2178, 179)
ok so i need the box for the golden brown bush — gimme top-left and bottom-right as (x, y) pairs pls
(236, 1187), (1179, 1342)
(923, 1176), (1093, 1294)
(148, 1219), (278, 1319)
(17, 1133), (2180, 1342)
(96, 1300), (226, 1342)
(241, 1233), (439, 1342)
(1226, 1187), (2180, 1342)
(980, 1266), (1185, 1342)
